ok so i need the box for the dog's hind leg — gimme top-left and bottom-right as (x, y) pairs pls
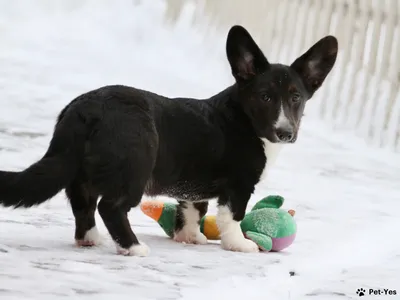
(96, 145), (156, 256)
(66, 180), (100, 247)
(98, 185), (150, 257)
(89, 105), (157, 256)
(173, 201), (208, 245)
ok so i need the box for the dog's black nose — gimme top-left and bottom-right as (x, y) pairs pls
(276, 128), (294, 142)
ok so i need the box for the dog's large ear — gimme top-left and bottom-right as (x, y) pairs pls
(290, 36), (338, 97)
(226, 25), (269, 82)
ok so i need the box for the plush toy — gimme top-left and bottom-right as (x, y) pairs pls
(140, 195), (296, 252)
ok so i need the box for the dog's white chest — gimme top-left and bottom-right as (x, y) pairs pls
(259, 138), (283, 181)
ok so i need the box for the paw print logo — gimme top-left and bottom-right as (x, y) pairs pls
(356, 288), (366, 297)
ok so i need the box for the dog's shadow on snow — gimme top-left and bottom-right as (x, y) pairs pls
(139, 233), (223, 253)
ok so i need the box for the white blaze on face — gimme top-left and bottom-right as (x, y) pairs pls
(258, 103), (288, 182)
(275, 103), (291, 130)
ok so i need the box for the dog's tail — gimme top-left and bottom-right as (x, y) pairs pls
(0, 110), (88, 208)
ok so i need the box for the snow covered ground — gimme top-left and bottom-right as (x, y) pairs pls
(0, 1), (399, 299)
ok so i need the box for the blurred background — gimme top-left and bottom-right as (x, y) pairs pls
(164, 0), (400, 151)
(0, 1), (399, 299)
(1, 0), (399, 153)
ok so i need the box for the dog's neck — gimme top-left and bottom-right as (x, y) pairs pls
(207, 84), (284, 181)
(259, 138), (283, 181)
(206, 84), (247, 119)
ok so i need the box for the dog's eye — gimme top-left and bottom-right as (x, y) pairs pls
(292, 93), (301, 102)
(262, 94), (271, 102)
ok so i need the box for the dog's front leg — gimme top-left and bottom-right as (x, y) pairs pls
(217, 188), (259, 253)
(173, 201), (208, 245)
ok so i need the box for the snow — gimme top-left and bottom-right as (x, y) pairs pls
(0, 1), (399, 299)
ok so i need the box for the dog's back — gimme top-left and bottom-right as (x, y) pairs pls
(59, 84), (263, 201)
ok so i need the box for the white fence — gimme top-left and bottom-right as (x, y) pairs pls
(163, 0), (400, 151)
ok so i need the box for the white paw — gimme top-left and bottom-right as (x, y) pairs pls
(75, 226), (102, 247)
(173, 227), (208, 245)
(221, 236), (259, 253)
(116, 242), (150, 257)
(216, 206), (259, 253)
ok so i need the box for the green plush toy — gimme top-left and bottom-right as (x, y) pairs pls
(141, 195), (297, 251)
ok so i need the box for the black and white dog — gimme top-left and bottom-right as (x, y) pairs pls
(0, 25), (337, 256)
